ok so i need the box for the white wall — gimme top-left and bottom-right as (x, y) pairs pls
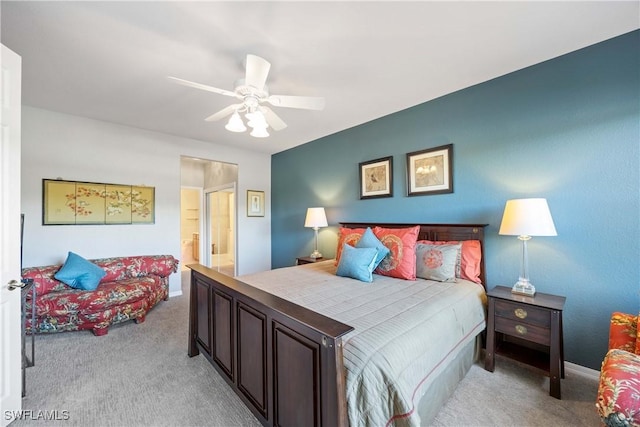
(21, 106), (272, 295)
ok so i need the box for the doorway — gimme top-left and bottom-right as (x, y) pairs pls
(179, 187), (202, 271)
(204, 183), (236, 276)
(180, 157), (238, 278)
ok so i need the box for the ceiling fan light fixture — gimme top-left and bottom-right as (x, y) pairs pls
(170, 54), (325, 137)
(225, 112), (247, 133)
(246, 111), (268, 129)
(250, 126), (269, 138)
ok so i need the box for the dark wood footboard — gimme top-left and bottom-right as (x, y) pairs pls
(187, 264), (354, 427)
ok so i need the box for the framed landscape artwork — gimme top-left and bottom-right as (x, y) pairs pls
(359, 156), (393, 199)
(406, 144), (453, 196)
(43, 179), (155, 225)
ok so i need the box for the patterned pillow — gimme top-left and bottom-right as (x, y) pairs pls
(415, 243), (461, 282)
(335, 227), (366, 266)
(336, 244), (378, 283)
(637, 316), (640, 356)
(355, 227), (390, 270)
(372, 226), (420, 280)
(418, 239), (482, 284)
(608, 312), (638, 354)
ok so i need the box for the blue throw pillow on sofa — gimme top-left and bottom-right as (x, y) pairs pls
(54, 251), (106, 291)
(336, 244), (378, 283)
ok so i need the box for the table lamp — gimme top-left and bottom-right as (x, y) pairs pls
(304, 207), (328, 259)
(499, 198), (557, 296)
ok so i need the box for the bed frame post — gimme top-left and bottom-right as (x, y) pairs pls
(187, 269), (199, 357)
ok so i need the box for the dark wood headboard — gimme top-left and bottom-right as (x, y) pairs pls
(340, 222), (488, 287)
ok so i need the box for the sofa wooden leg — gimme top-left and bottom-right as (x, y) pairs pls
(93, 327), (108, 336)
(135, 315), (146, 324)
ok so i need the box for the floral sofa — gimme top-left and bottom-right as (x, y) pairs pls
(22, 255), (179, 336)
(596, 312), (640, 426)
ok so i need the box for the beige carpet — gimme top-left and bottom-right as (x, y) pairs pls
(431, 357), (600, 426)
(14, 277), (601, 427)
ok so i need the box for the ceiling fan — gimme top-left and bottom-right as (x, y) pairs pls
(168, 54), (325, 137)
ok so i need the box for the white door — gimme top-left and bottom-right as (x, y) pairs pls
(0, 44), (23, 426)
(204, 183), (236, 276)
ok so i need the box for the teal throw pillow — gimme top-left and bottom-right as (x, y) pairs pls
(54, 251), (106, 291)
(336, 244), (378, 283)
(355, 227), (390, 269)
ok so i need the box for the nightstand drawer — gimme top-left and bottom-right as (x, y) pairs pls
(494, 316), (551, 346)
(494, 300), (551, 328)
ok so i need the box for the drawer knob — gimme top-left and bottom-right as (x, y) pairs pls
(514, 308), (527, 319)
(515, 325), (528, 335)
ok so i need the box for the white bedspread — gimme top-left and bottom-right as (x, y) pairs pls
(239, 260), (486, 427)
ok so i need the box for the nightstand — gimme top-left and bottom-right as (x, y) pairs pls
(296, 256), (324, 265)
(485, 285), (566, 399)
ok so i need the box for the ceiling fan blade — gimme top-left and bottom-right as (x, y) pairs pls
(267, 94), (325, 111)
(204, 104), (243, 122)
(167, 76), (237, 98)
(245, 54), (271, 91)
(259, 106), (287, 131)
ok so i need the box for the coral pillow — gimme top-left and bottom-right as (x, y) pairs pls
(608, 312), (638, 354)
(372, 226), (420, 280)
(415, 242), (461, 282)
(418, 239), (482, 284)
(335, 227), (366, 266)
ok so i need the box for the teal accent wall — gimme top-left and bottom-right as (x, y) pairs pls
(271, 30), (639, 370)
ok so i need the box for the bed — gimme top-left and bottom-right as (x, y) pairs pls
(188, 223), (488, 427)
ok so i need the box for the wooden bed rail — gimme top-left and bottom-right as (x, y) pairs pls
(187, 264), (354, 427)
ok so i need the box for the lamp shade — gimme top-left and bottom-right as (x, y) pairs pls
(304, 207), (328, 228)
(499, 198), (557, 237)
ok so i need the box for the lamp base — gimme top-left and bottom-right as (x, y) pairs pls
(511, 280), (536, 297)
(310, 250), (323, 259)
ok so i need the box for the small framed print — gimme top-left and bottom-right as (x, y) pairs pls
(359, 156), (393, 199)
(247, 190), (265, 217)
(406, 144), (453, 196)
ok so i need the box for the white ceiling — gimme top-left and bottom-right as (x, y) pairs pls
(2, 1), (638, 155)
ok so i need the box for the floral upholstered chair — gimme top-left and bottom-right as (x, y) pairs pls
(596, 312), (640, 426)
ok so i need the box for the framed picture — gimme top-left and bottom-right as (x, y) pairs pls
(43, 179), (155, 225)
(247, 190), (265, 217)
(359, 156), (393, 199)
(406, 144), (453, 196)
